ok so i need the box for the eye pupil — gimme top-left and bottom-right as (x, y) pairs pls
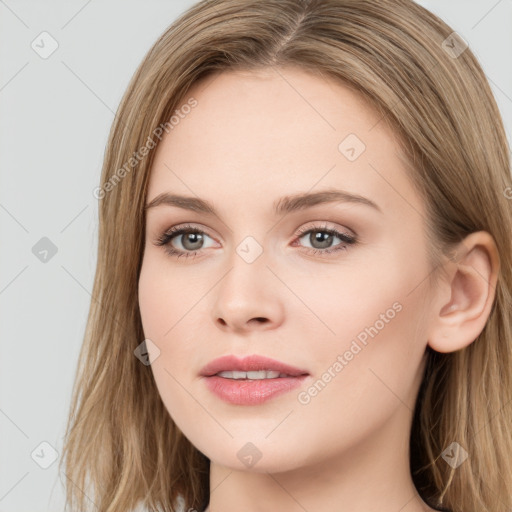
(182, 232), (203, 250)
(311, 231), (333, 249)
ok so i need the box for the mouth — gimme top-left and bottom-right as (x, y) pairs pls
(215, 370), (299, 379)
(200, 354), (310, 405)
(200, 354), (309, 378)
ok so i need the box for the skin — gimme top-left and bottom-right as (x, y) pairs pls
(138, 65), (499, 512)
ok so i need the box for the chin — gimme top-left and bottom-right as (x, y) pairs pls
(191, 432), (313, 474)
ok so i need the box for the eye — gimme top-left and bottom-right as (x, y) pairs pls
(154, 222), (357, 260)
(292, 223), (357, 257)
(155, 223), (216, 259)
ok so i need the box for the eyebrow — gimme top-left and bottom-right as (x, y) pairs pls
(144, 189), (382, 216)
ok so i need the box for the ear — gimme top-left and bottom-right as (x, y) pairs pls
(427, 231), (500, 353)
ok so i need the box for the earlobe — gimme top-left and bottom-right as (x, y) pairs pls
(427, 231), (500, 354)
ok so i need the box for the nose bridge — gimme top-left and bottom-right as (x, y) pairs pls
(234, 233), (266, 266)
(221, 211), (271, 271)
(221, 232), (270, 295)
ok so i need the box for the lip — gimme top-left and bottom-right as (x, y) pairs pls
(200, 354), (309, 377)
(200, 354), (310, 406)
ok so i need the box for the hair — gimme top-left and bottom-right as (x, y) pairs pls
(59, 0), (512, 511)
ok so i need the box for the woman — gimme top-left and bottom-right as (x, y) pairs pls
(60, 1), (512, 511)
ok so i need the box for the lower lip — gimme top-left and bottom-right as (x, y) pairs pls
(203, 375), (309, 405)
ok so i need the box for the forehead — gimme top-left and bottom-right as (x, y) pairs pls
(146, 66), (422, 219)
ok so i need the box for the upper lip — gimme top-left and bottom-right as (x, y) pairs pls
(200, 354), (309, 377)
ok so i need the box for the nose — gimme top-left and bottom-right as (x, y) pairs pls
(211, 250), (285, 333)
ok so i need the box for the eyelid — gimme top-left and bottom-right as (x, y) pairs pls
(294, 220), (356, 239)
(154, 223), (218, 247)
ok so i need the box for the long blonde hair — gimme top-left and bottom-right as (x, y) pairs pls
(60, 1), (512, 511)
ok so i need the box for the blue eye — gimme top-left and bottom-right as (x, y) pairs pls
(155, 223), (357, 260)
(155, 224), (215, 259)
(293, 224), (357, 256)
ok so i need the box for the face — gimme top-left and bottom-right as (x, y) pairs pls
(138, 66), (435, 473)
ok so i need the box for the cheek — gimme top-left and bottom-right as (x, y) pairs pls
(290, 248), (425, 347)
(287, 269), (430, 464)
(138, 260), (169, 341)
(138, 253), (209, 373)
(138, 252), (203, 340)
(311, 247), (431, 400)
(138, 257), (201, 423)
(295, 243), (431, 406)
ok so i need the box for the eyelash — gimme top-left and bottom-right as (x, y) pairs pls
(154, 223), (357, 260)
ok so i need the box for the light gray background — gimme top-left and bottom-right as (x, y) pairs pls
(1, 1), (511, 511)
